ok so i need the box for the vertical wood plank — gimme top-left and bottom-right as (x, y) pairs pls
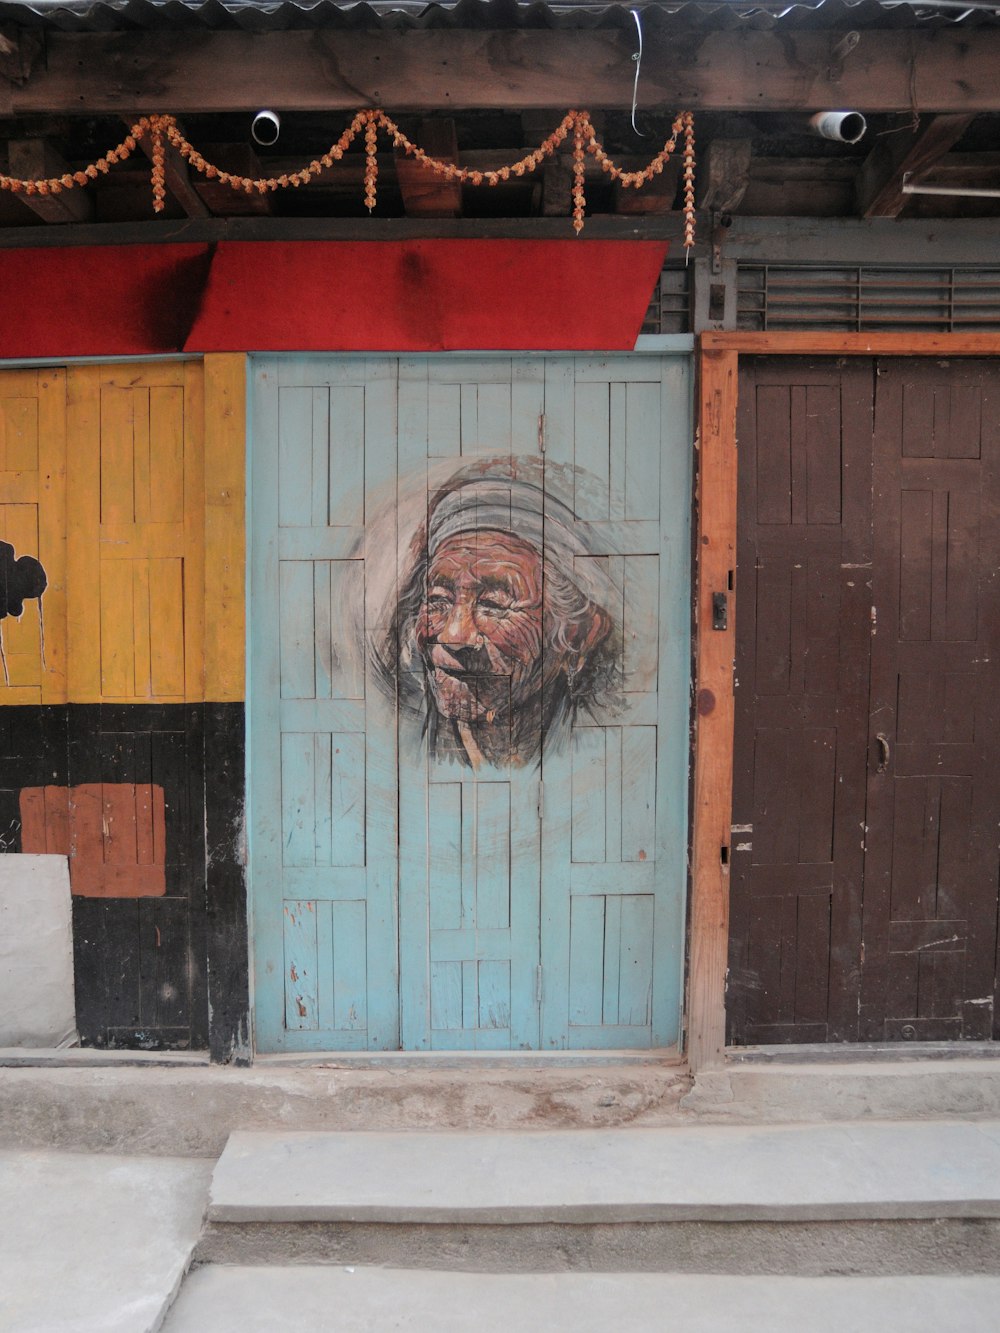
(624, 381), (661, 522)
(37, 368), (68, 703)
(428, 784), (462, 931)
(181, 361), (206, 702)
(203, 354), (246, 704)
(687, 347), (738, 1071)
(66, 367), (102, 701)
(571, 727), (606, 863)
(150, 557), (186, 697)
(621, 725), (656, 862)
(279, 561), (316, 699)
(329, 386), (365, 527)
(478, 960), (510, 1031)
(619, 894), (654, 1025)
(573, 382), (610, 519)
(332, 899), (367, 1030)
(283, 900), (319, 1030)
(475, 783), (510, 931)
(602, 895), (622, 1024)
(330, 731), (365, 867)
(568, 895), (604, 1025)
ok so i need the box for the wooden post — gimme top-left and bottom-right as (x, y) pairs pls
(203, 353), (246, 704)
(687, 346), (738, 1072)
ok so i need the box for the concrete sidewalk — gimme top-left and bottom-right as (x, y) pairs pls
(162, 1267), (1000, 1332)
(7, 1118), (1000, 1331)
(0, 1150), (211, 1333)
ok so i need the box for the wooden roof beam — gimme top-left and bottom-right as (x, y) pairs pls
(125, 119), (211, 219)
(6, 138), (93, 223)
(11, 29), (1000, 115)
(394, 119), (462, 218)
(856, 113), (975, 218)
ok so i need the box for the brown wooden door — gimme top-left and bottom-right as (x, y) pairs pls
(728, 356), (1000, 1045)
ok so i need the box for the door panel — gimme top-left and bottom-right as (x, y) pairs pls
(729, 356), (1000, 1045)
(862, 359), (1000, 1041)
(250, 354), (691, 1052)
(729, 359), (873, 1044)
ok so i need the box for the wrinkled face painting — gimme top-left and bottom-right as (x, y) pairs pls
(414, 532), (549, 725)
(369, 462), (622, 769)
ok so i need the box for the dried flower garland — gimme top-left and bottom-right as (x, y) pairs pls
(0, 109), (696, 245)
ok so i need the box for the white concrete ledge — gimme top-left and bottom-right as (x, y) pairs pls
(208, 1120), (1000, 1225)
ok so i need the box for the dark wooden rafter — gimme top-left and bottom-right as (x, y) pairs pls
(7, 138), (93, 223)
(124, 118), (210, 219)
(8, 29), (1000, 115)
(613, 156), (681, 216)
(394, 119), (461, 218)
(856, 113), (976, 219)
(698, 139), (752, 215)
(0, 23), (42, 92)
(190, 144), (272, 216)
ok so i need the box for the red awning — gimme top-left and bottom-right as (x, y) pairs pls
(184, 240), (668, 352)
(0, 239), (667, 357)
(0, 243), (212, 359)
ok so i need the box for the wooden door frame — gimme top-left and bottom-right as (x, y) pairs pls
(687, 330), (1000, 1072)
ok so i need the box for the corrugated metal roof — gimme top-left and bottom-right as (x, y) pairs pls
(2, 0), (999, 31)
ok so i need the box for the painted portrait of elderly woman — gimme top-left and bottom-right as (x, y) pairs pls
(370, 458), (622, 769)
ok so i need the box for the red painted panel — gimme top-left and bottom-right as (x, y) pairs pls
(183, 240), (668, 352)
(0, 240), (665, 357)
(20, 783), (167, 897)
(0, 244), (212, 358)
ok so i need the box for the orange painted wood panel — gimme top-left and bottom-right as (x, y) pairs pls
(702, 332), (1000, 356)
(20, 782), (167, 897)
(66, 361), (207, 703)
(202, 354), (246, 703)
(0, 369), (66, 704)
(687, 348), (738, 1072)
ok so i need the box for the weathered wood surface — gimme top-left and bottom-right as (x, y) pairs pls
(66, 362), (205, 704)
(703, 332), (1000, 355)
(202, 354), (246, 704)
(856, 114), (975, 219)
(7, 139), (93, 223)
(395, 119), (462, 217)
(10, 29), (1000, 114)
(0, 368), (66, 704)
(727, 354), (1000, 1044)
(128, 124), (210, 220)
(686, 347), (737, 1071)
(249, 353), (692, 1052)
(727, 358), (873, 1044)
(861, 359), (1000, 1041)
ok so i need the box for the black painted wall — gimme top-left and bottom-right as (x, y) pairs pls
(0, 703), (249, 1060)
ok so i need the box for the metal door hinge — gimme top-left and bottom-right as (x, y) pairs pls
(537, 781), (544, 819)
(538, 412), (546, 453)
(536, 965), (544, 1005)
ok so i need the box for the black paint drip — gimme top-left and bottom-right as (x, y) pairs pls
(0, 541), (46, 619)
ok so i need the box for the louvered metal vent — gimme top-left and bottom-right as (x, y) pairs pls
(737, 267), (1000, 333)
(641, 266), (691, 336)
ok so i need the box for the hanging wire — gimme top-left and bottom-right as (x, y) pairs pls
(630, 8), (647, 137)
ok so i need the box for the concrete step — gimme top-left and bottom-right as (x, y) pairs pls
(162, 1267), (1000, 1332)
(197, 1120), (1000, 1274)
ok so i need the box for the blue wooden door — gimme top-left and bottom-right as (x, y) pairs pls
(249, 353), (690, 1052)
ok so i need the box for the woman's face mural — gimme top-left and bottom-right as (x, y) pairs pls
(416, 531), (546, 726)
(371, 461), (621, 770)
